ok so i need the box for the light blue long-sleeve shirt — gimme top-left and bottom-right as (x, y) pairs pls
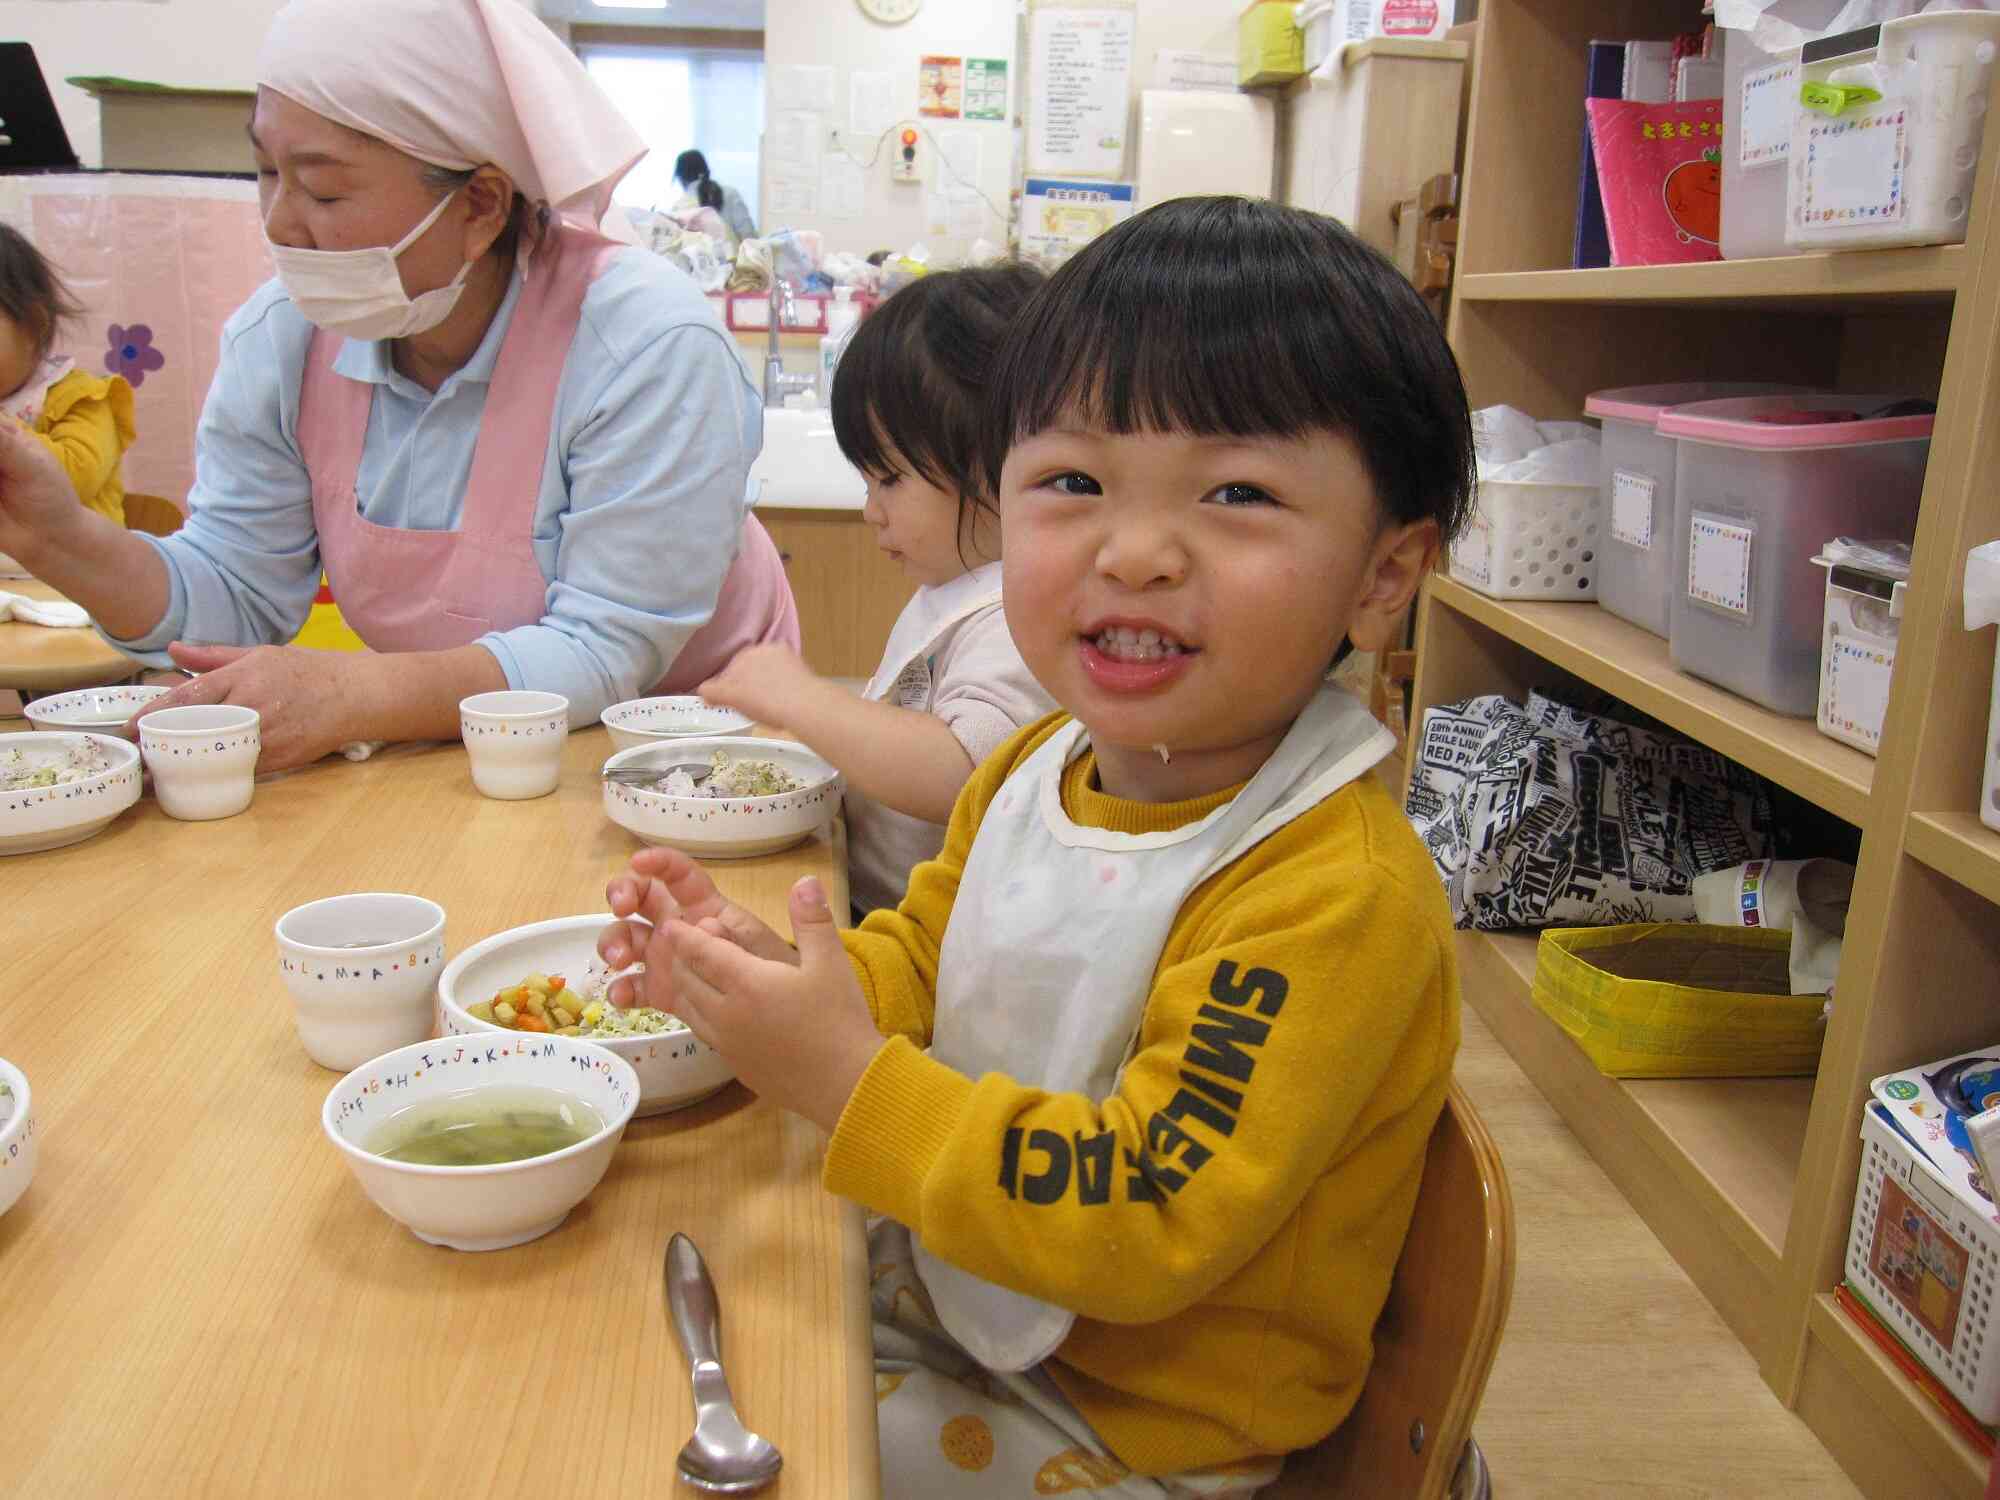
(110, 247), (764, 726)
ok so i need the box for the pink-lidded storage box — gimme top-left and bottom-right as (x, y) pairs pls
(1657, 395), (1933, 716)
(1583, 382), (1813, 639)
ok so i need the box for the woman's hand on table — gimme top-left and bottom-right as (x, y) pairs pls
(621, 872), (881, 1134)
(696, 643), (824, 731)
(128, 641), (383, 771)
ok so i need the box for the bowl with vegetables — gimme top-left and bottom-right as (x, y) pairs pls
(0, 731), (142, 857)
(600, 695), (754, 754)
(321, 1034), (639, 1251)
(0, 1057), (35, 1219)
(436, 914), (735, 1117)
(601, 736), (842, 860)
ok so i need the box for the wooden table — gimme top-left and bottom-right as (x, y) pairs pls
(1, 726), (879, 1500)
(0, 577), (136, 694)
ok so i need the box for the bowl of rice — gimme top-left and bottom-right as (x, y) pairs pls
(0, 731), (143, 857)
(601, 736), (842, 859)
(436, 914), (735, 1116)
(600, 696), (754, 754)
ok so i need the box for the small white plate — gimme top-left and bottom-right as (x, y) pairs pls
(24, 684), (171, 740)
(601, 736), (842, 859)
(601, 696), (754, 754)
(0, 732), (143, 856)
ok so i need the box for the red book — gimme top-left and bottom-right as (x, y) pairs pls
(1835, 1283), (1996, 1458)
(1584, 97), (1724, 266)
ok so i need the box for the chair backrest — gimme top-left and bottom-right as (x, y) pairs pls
(1266, 1083), (1515, 1500)
(122, 493), (186, 538)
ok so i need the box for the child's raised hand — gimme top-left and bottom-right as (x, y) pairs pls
(0, 418), (85, 560)
(598, 846), (798, 1009)
(649, 875), (882, 1134)
(696, 644), (825, 731)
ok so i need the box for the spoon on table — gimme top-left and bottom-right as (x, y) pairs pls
(665, 1232), (784, 1495)
(600, 762), (713, 789)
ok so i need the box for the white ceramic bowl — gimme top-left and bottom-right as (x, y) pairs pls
(138, 704), (260, 820)
(322, 1034), (638, 1251)
(24, 684), (171, 740)
(437, 914), (733, 1117)
(459, 690), (569, 800)
(601, 695), (754, 754)
(601, 736), (842, 859)
(277, 893), (449, 1071)
(0, 731), (142, 856)
(0, 1057), (35, 1219)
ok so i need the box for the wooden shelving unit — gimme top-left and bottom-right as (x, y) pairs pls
(1416, 6), (2000, 1497)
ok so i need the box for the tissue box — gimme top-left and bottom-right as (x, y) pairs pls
(1240, 1), (1305, 87)
(1812, 542), (1909, 758)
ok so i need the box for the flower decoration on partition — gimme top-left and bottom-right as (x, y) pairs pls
(105, 324), (166, 388)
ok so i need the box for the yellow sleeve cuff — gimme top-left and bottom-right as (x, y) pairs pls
(839, 927), (935, 1043)
(823, 1034), (975, 1229)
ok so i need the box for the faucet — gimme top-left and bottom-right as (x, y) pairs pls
(763, 277), (817, 410)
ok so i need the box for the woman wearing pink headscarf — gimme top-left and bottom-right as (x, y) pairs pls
(0, 0), (797, 769)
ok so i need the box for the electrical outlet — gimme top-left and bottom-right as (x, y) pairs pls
(890, 126), (924, 184)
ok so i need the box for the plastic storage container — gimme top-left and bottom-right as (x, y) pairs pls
(1240, 0), (1306, 87)
(1721, 24), (1800, 261)
(1786, 10), (2000, 253)
(1295, 0), (1334, 71)
(1811, 539), (1910, 757)
(1584, 382), (1813, 637)
(1448, 473), (1600, 601)
(1845, 1102), (2000, 1424)
(1658, 394), (1932, 716)
(1968, 540), (2000, 832)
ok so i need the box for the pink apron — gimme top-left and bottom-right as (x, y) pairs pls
(294, 222), (798, 694)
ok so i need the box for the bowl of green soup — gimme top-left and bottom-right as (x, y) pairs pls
(321, 1034), (639, 1251)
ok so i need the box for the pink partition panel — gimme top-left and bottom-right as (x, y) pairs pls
(10, 175), (271, 508)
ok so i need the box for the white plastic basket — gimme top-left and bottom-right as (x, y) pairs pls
(1846, 1104), (2000, 1424)
(1448, 480), (1600, 601)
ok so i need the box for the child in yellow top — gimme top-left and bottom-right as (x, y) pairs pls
(0, 224), (136, 526)
(598, 196), (1475, 1494)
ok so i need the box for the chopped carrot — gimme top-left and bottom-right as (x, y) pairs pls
(547, 976), (566, 993)
(514, 1012), (551, 1034)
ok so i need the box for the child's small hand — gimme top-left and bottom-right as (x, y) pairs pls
(599, 846), (798, 1009)
(647, 876), (882, 1134)
(696, 644), (824, 731)
(0, 419), (85, 560)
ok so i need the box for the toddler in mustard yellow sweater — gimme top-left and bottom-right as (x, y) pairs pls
(0, 224), (135, 527)
(600, 197), (1475, 1497)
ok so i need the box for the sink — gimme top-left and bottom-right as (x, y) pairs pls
(749, 407), (867, 510)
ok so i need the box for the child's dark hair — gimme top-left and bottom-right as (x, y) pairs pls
(0, 224), (83, 363)
(980, 196), (1475, 545)
(831, 262), (1047, 541)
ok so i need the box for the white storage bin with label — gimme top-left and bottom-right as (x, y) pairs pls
(1658, 395), (1931, 716)
(1449, 476), (1601, 601)
(1295, 0), (1334, 71)
(1721, 25), (1801, 261)
(1584, 382), (1814, 638)
(1845, 1102), (2000, 1425)
(1786, 10), (2000, 253)
(1968, 540), (2000, 833)
(1811, 538), (1911, 757)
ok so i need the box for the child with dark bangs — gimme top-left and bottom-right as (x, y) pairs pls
(696, 263), (1055, 915)
(601, 197), (1474, 1495)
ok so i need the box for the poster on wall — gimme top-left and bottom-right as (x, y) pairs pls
(1028, 5), (1135, 179)
(1020, 177), (1134, 264)
(965, 57), (1009, 121)
(919, 56), (963, 118)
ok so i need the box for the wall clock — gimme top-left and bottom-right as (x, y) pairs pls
(857, 0), (922, 23)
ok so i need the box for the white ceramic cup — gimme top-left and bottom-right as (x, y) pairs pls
(459, 690), (569, 800)
(137, 704), (261, 820)
(277, 893), (448, 1071)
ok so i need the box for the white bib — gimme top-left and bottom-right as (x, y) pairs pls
(864, 561), (1004, 708)
(914, 684), (1396, 1371)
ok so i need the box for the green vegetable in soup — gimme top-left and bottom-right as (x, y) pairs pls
(363, 1085), (604, 1166)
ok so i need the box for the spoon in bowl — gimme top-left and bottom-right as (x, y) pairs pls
(600, 762), (713, 788)
(665, 1232), (783, 1495)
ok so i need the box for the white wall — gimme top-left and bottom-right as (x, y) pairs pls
(760, 0), (1015, 263)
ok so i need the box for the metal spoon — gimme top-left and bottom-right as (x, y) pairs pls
(600, 762), (712, 788)
(665, 1233), (783, 1495)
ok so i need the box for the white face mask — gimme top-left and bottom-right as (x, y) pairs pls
(267, 189), (473, 341)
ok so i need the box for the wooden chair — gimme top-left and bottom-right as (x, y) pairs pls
(122, 492), (184, 537)
(1266, 1083), (1516, 1500)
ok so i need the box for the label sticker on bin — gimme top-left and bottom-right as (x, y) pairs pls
(1688, 514), (1754, 619)
(1610, 470), (1655, 550)
(1450, 512), (1492, 589)
(1740, 60), (1797, 169)
(1869, 1174), (1969, 1351)
(1825, 634), (1895, 750)
(1798, 107), (1907, 226)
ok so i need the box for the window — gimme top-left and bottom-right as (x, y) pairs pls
(580, 42), (764, 222)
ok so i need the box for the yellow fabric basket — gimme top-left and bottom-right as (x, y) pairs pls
(1530, 923), (1828, 1079)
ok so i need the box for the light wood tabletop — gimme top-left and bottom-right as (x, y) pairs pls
(0, 577), (137, 695)
(0, 725), (879, 1500)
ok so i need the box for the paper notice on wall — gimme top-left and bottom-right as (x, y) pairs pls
(767, 110), (823, 221)
(920, 56), (964, 118)
(1020, 176), (1135, 263)
(965, 57), (1009, 121)
(771, 64), (836, 115)
(947, 190), (987, 238)
(821, 157), (864, 220)
(936, 129), (982, 195)
(1153, 50), (1236, 91)
(1029, 6), (1135, 178)
(850, 69), (901, 142)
